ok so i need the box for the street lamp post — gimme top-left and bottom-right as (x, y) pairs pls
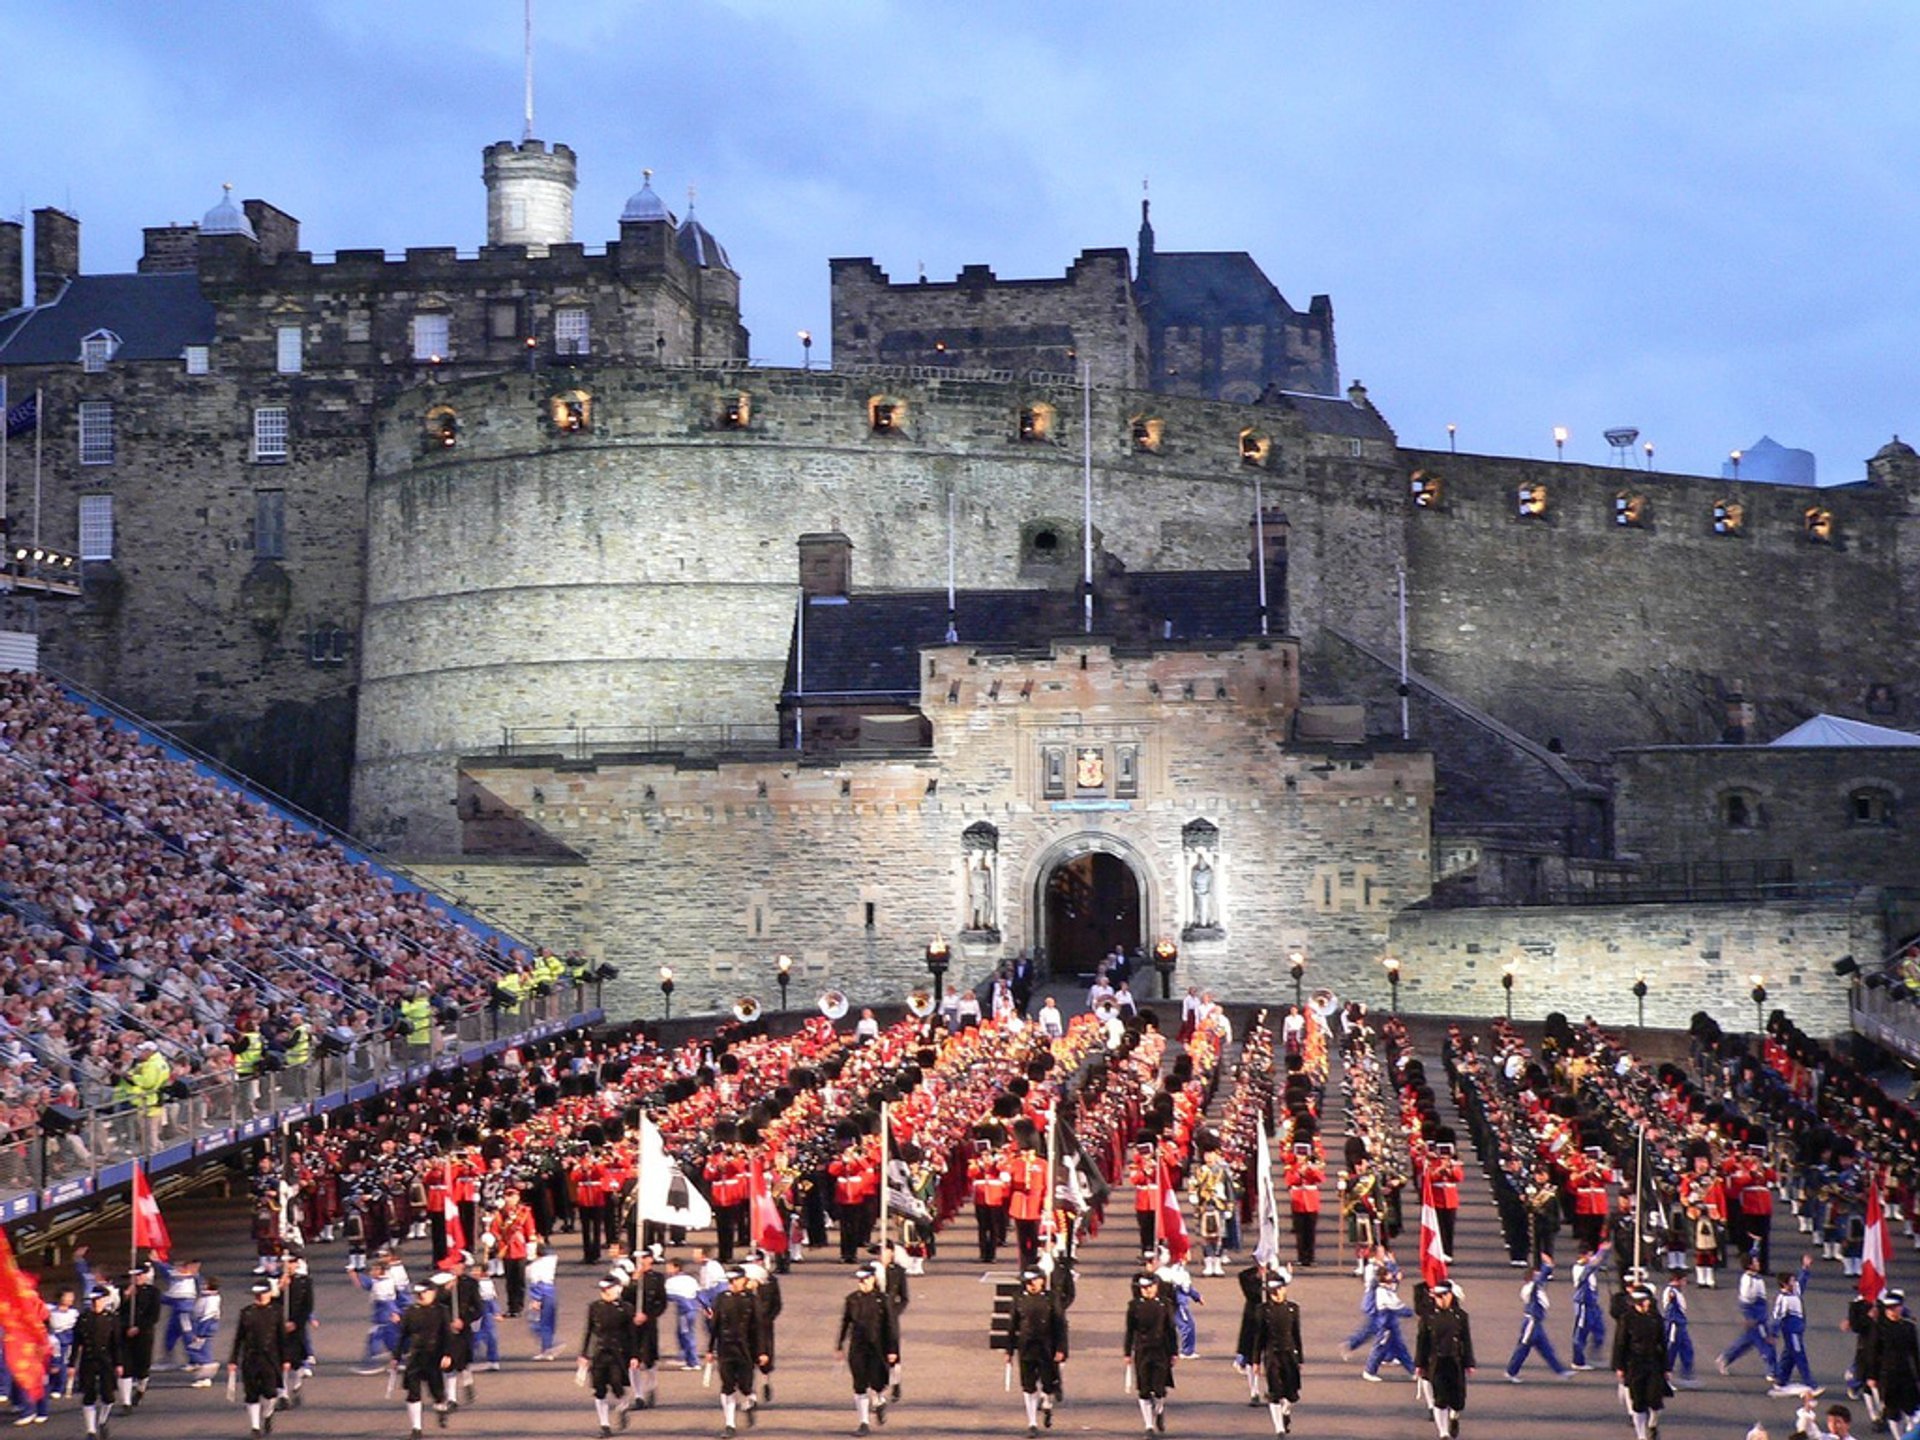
(798, 330), (813, 370)
(1750, 972), (1767, 1035)
(1731, 449), (1743, 479)
(1553, 426), (1569, 461)
(659, 964), (675, 1021)
(925, 937), (951, 1014)
(1289, 950), (1306, 1010)
(1382, 955), (1401, 1014)
(1632, 973), (1648, 1029)
(1501, 962), (1515, 1021)
(775, 953), (793, 1013)
(1446, 423), (1457, 454)
(1152, 939), (1179, 1001)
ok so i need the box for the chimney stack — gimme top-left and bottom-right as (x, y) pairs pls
(0, 219), (22, 312)
(32, 207), (79, 304)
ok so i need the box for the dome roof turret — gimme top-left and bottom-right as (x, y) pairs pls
(201, 183), (256, 239)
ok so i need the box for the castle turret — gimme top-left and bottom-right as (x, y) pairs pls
(483, 139), (576, 255)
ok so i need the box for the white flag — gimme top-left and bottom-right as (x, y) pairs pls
(636, 1115), (714, 1229)
(1254, 1122), (1279, 1266)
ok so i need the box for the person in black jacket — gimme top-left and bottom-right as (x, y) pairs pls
(73, 1285), (123, 1440)
(1124, 1272), (1177, 1437)
(709, 1267), (765, 1440)
(877, 1240), (907, 1399)
(576, 1276), (634, 1438)
(836, 1264), (898, 1436)
(277, 1255), (316, 1409)
(629, 1248), (670, 1412)
(395, 1281), (453, 1438)
(1414, 1280), (1475, 1440)
(230, 1279), (283, 1439)
(1866, 1289), (1920, 1435)
(446, 1262), (485, 1408)
(1005, 1268), (1068, 1438)
(118, 1263), (162, 1411)
(1612, 1284), (1669, 1440)
(1235, 1260), (1270, 1406)
(1253, 1269), (1305, 1436)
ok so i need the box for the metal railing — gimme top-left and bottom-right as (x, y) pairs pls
(497, 722), (784, 758)
(0, 985), (603, 1223)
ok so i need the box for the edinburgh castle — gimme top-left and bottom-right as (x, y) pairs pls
(4, 130), (1916, 1033)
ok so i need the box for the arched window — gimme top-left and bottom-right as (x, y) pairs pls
(1720, 789), (1762, 831)
(1516, 482), (1548, 519)
(1238, 429), (1272, 467)
(1130, 415), (1165, 453)
(548, 389), (591, 433)
(1804, 506), (1835, 543)
(1410, 471), (1443, 508)
(1018, 402), (1056, 443)
(868, 395), (905, 435)
(424, 404), (459, 451)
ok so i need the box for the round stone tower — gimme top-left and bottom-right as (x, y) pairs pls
(482, 139), (577, 254)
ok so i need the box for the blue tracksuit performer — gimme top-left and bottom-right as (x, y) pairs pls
(1571, 1244), (1609, 1370)
(1661, 1271), (1696, 1386)
(1717, 1258), (1776, 1376)
(1770, 1258), (1815, 1392)
(353, 1261), (403, 1370)
(1506, 1257), (1572, 1379)
(1364, 1276), (1416, 1380)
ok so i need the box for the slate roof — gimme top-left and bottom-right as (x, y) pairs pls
(1259, 388), (1398, 443)
(1147, 251), (1290, 325)
(0, 273), (216, 366)
(788, 570), (1271, 698)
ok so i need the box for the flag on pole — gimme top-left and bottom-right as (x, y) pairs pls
(1418, 1165), (1450, 1288)
(635, 1115), (714, 1230)
(747, 1154), (787, 1255)
(0, 1224), (50, 1404)
(132, 1161), (171, 1262)
(441, 1158), (466, 1264)
(1253, 1122), (1280, 1267)
(1156, 1157), (1190, 1264)
(2, 384), (36, 440)
(1861, 1172), (1890, 1304)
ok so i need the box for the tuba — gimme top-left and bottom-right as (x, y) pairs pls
(732, 996), (762, 1024)
(819, 989), (851, 1021)
(906, 989), (936, 1019)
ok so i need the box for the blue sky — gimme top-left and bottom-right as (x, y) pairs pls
(7, 1), (1919, 482)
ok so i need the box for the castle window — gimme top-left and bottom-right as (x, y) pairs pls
(1614, 492), (1648, 527)
(1850, 787), (1895, 827)
(1131, 415), (1165, 453)
(1516, 482), (1548, 519)
(489, 303), (520, 341)
(1239, 429), (1272, 467)
(555, 307), (590, 357)
(183, 345), (210, 375)
(719, 392), (752, 430)
(1720, 789), (1761, 831)
(411, 312), (450, 363)
(1409, 471), (1442, 508)
(275, 325), (302, 375)
(868, 395), (904, 435)
(77, 402), (114, 466)
(1803, 506), (1834, 543)
(254, 490), (286, 560)
(80, 330), (120, 372)
(1712, 500), (1744, 535)
(253, 405), (289, 463)
(1018, 402), (1056, 443)
(425, 404), (459, 450)
(77, 495), (113, 561)
(548, 390), (591, 434)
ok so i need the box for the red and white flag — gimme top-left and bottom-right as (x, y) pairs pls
(748, 1155), (788, 1255)
(132, 1162), (170, 1262)
(1418, 1166), (1450, 1289)
(442, 1159), (467, 1265)
(1861, 1172), (1890, 1304)
(1156, 1158), (1190, 1264)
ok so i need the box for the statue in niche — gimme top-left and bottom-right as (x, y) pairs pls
(1189, 851), (1218, 930)
(967, 852), (997, 931)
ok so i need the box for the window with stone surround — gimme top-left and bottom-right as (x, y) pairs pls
(1719, 788), (1762, 831)
(254, 489), (286, 560)
(1516, 481), (1548, 519)
(275, 325), (303, 375)
(555, 307), (590, 357)
(1712, 500), (1744, 535)
(1131, 415), (1165, 453)
(1803, 506), (1834, 543)
(80, 329), (120, 372)
(78, 495), (113, 560)
(411, 312), (451, 363)
(1850, 786), (1895, 827)
(1410, 470), (1442, 508)
(253, 405), (289, 463)
(490, 303), (520, 340)
(1614, 491), (1648, 527)
(77, 402), (114, 465)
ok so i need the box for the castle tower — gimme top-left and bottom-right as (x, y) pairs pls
(482, 139), (577, 254)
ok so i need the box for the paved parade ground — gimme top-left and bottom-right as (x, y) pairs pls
(32, 1020), (1888, 1440)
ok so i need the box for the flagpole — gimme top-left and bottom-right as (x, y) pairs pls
(635, 1109), (645, 1257)
(1633, 1125), (1646, 1277)
(1081, 363), (1093, 635)
(1045, 1100), (1059, 1257)
(131, 1160), (139, 1274)
(878, 1101), (890, 1249)
(31, 388), (41, 553)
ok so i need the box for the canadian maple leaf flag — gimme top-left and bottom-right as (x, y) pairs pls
(1419, 1166), (1450, 1289)
(132, 1162), (171, 1262)
(748, 1154), (787, 1255)
(1156, 1157), (1191, 1264)
(1861, 1172), (1890, 1305)
(442, 1160), (467, 1265)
